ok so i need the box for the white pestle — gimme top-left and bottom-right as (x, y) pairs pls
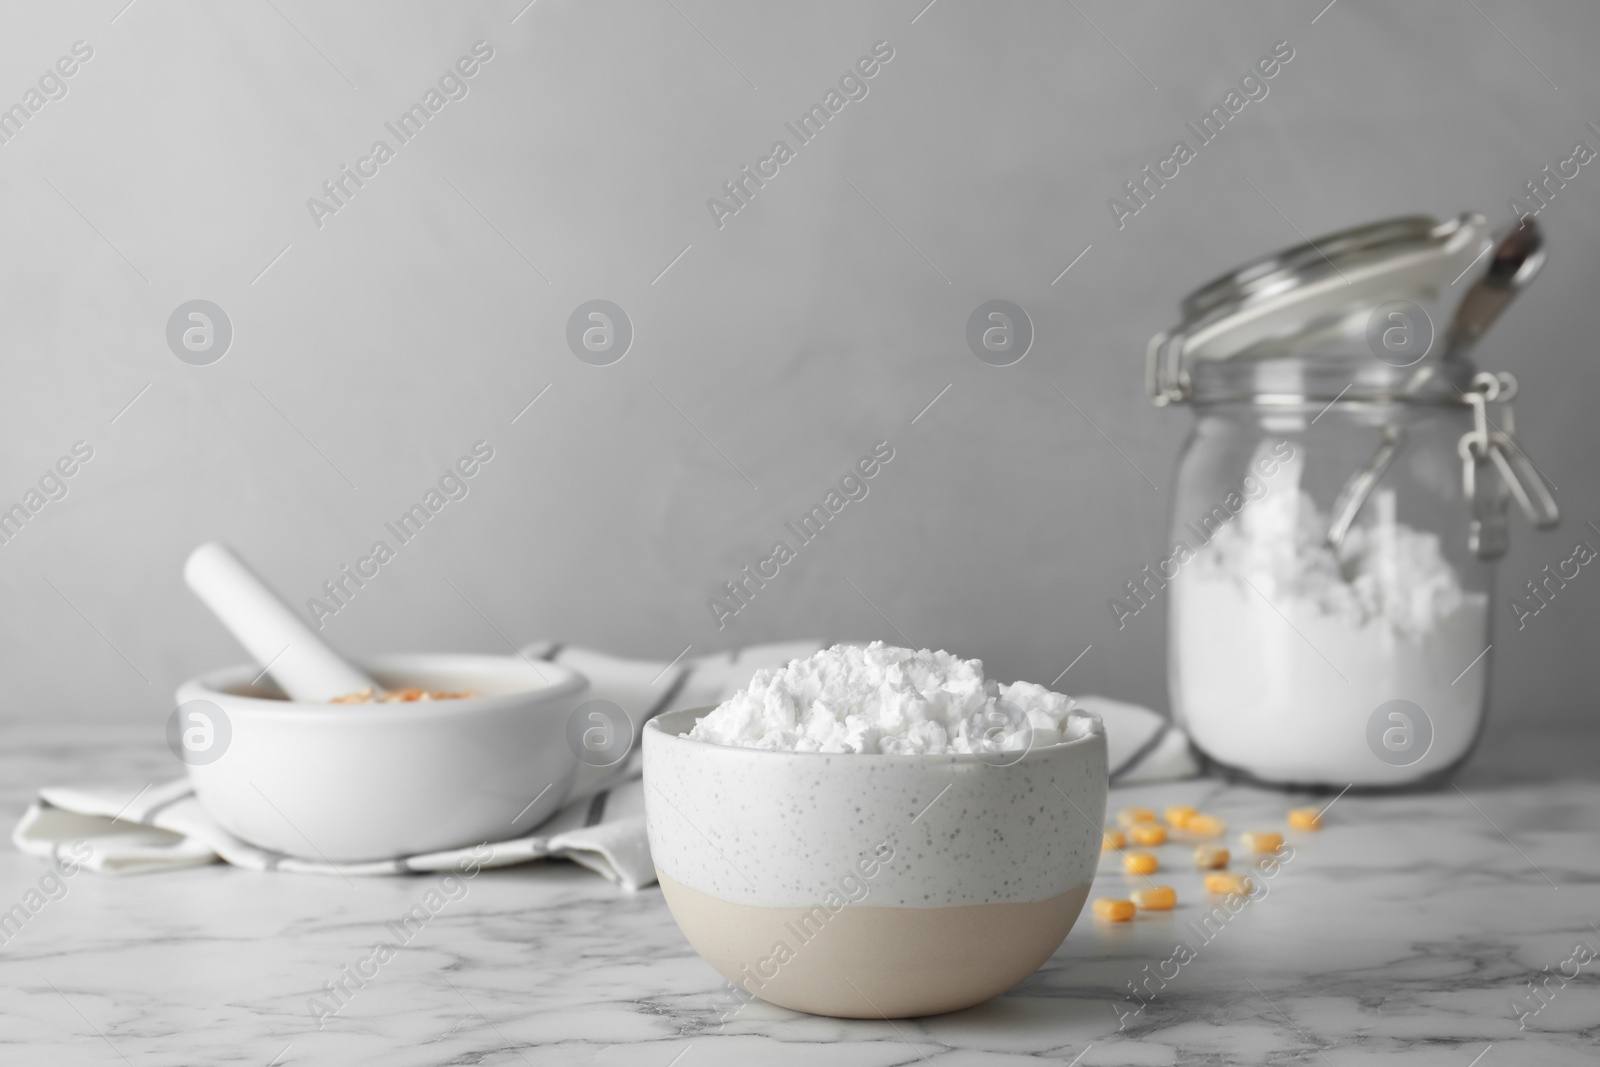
(184, 541), (380, 703)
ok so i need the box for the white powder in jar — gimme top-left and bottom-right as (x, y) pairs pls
(1172, 484), (1488, 785)
(687, 642), (1082, 754)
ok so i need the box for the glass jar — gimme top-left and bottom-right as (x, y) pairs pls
(1149, 214), (1558, 789)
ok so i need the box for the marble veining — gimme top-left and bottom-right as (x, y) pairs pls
(2, 719), (1597, 1065)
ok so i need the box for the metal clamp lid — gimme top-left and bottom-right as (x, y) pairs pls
(1149, 213), (1494, 406)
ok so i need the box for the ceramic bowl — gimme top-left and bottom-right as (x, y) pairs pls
(642, 706), (1107, 1019)
(175, 653), (588, 863)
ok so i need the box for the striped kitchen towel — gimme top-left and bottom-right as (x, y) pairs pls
(11, 640), (1195, 885)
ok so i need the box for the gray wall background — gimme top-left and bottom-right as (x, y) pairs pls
(1, 1), (1595, 734)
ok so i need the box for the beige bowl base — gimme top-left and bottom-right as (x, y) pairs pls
(658, 872), (1092, 1019)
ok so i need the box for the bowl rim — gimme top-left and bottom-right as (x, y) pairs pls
(176, 652), (588, 722)
(644, 704), (1106, 763)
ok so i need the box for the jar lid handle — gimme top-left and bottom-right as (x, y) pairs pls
(1459, 371), (1560, 559)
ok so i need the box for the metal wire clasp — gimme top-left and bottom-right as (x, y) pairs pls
(1458, 371), (1560, 559)
(1146, 331), (1188, 406)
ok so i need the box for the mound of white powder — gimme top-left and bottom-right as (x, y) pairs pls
(1191, 486), (1471, 640)
(687, 642), (1080, 754)
(1173, 483), (1488, 784)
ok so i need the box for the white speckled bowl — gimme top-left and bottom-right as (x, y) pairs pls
(642, 707), (1107, 1019)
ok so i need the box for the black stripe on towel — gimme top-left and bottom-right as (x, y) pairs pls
(640, 659), (696, 727)
(1109, 719), (1171, 785)
(584, 790), (610, 827)
(141, 788), (196, 823)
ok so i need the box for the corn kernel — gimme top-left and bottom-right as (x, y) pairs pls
(1204, 872), (1252, 895)
(1193, 845), (1230, 869)
(1102, 830), (1126, 851)
(1093, 897), (1136, 922)
(1289, 807), (1323, 831)
(1185, 813), (1226, 837)
(1131, 886), (1177, 910)
(1130, 823), (1167, 846)
(1241, 831), (1284, 854)
(1123, 851), (1159, 875)
(1164, 805), (1197, 829)
(1117, 807), (1157, 828)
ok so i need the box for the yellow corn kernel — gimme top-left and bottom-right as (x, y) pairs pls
(1185, 813), (1226, 837)
(1123, 851), (1159, 875)
(1102, 830), (1126, 851)
(1117, 807), (1157, 828)
(1131, 886), (1177, 911)
(1093, 897), (1136, 922)
(1204, 872), (1253, 896)
(1129, 823), (1167, 846)
(1164, 805), (1197, 829)
(1289, 807), (1323, 831)
(1193, 845), (1230, 869)
(1241, 831), (1284, 854)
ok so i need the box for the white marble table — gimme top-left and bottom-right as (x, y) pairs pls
(2, 719), (1596, 1066)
